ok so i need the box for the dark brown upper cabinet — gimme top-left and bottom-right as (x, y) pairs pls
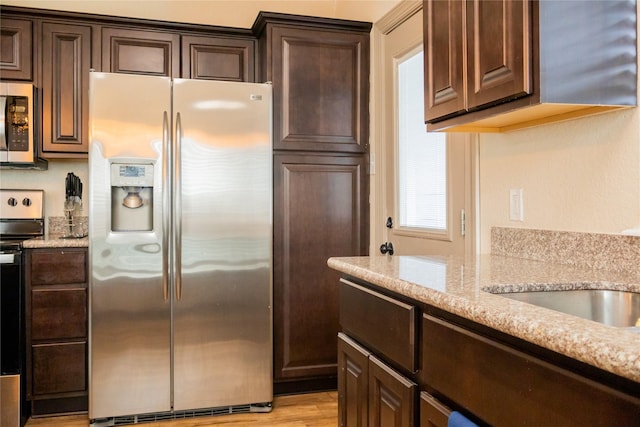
(41, 21), (93, 157)
(101, 27), (180, 77)
(0, 16), (33, 81)
(254, 13), (371, 153)
(424, 0), (637, 132)
(181, 35), (255, 82)
(424, 0), (530, 122)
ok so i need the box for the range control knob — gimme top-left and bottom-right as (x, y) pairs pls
(7, 197), (18, 207)
(22, 197), (32, 207)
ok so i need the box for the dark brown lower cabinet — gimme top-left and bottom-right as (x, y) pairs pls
(25, 248), (88, 416)
(338, 333), (417, 427)
(421, 313), (640, 426)
(338, 276), (640, 427)
(338, 333), (370, 427)
(274, 153), (368, 391)
(419, 392), (450, 427)
(368, 355), (416, 427)
(31, 343), (86, 396)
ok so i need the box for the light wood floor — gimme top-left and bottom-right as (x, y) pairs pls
(25, 391), (338, 427)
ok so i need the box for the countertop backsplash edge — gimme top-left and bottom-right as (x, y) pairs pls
(491, 227), (640, 275)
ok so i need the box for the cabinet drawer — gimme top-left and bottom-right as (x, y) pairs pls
(31, 288), (87, 340)
(32, 342), (86, 395)
(29, 249), (86, 286)
(421, 314), (640, 426)
(339, 279), (417, 372)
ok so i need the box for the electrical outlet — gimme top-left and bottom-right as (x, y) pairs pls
(510, 189), (524, 221)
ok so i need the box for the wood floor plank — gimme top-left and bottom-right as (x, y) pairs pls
(25, 391), (338, 427)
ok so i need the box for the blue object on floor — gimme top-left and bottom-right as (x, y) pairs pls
(448, 411), (479, 427)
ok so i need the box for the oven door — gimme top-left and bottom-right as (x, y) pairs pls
(1, 249), (25, 427)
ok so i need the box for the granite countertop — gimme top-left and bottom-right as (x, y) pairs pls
(22, 234), (89, 248)
(328, 254), (640, 383)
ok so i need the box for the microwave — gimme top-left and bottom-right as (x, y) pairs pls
(0, 82), (46, 169)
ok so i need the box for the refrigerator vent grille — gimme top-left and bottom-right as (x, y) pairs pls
(110, 405), (254, 425)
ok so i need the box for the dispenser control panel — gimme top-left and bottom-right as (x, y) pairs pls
(110, 163), (154, 187)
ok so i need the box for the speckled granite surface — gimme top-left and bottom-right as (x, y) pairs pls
(492, 227), (640, 274)
(327, 254), (640, 383)
(22, 234), (88, 248)
(22, 216), (89, 248)
(48, 215), (88, 238)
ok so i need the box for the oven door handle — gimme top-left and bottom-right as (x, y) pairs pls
(0, 252), (17, 264)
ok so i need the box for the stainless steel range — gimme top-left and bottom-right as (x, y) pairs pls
(0, 189), (44, 427)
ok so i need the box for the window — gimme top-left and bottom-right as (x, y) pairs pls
(397, 49), (447, 231)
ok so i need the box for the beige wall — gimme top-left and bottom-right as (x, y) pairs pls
(478, 107), (640, 253)
(0, 0), (399, 28)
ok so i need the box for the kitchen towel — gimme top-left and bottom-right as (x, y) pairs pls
(448, 411), (479, 427)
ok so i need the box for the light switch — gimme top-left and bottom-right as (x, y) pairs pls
(510, 189), (524, 221)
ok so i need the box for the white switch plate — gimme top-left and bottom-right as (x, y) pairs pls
(509, 189), (524, 221)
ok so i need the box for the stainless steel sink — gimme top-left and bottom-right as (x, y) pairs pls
(491, 289), (640, 328)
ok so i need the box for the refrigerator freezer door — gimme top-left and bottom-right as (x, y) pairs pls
(172, 79), (273, 410)
(89, 72), (172, 418)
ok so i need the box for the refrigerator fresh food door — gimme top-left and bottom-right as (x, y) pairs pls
(172, 79), (273, 410)
(89, 72), (172, 418)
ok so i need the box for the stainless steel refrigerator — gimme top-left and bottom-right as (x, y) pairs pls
(88, 72), (272, 424)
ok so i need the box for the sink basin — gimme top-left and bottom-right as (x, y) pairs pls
(491, 289), (640, 328)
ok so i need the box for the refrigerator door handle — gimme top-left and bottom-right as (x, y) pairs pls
(162, 111), (170, 301)
(174, 111), (183, 301)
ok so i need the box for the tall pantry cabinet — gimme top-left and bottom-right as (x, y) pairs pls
(253, 13), (371, 393)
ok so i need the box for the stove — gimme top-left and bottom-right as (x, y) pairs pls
(0, 189), (45, 246)
(1, 189), (43, 427)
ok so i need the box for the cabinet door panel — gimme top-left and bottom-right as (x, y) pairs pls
(31, 288), (87, 341)
(102, 27), (179, 77)
(270, 27), (369, 152)
(368, 355), (416, 427)
(423, 0), (465, 121)
(338, 333), (370, 427)
(274, 154), (368, 381)
(420, 392), (450, 427)
(41, 22), (91, 155)
(32, 342), (86, 395)
(0, 17), (32, 81)
(466, 0), (532, 109)
(181, 35), (254, 81)
(29, 249), (87, 286)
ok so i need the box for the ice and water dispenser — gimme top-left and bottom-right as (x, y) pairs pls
(110, 163), (154, 231)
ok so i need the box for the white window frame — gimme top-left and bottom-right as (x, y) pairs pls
(392, 45), (454, 242)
